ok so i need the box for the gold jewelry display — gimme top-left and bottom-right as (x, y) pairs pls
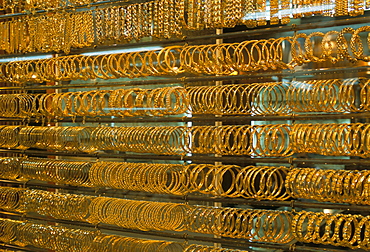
(20, 157), (92, 187)
(291, 123), (370, 158)
(1, 0), (367, 55)
(0, 157), (290, 200)
(0, 217), (249, 252)
(0, 187), (296, 244)
(3, 209), (370, 251)
(0, 218), (25, 247)
(0, 157), (20, 181)
(2, 25), (370, 84)
(8, 124), (291, 156)
(0, 86), (189, 119)
(188, 78), (369, 115)
(0, 187), (25, 212)
(1, 77), (369, 120)
(286, 168), (370, 205)
(25, 189), (94, 221)
(0, 187), (188, 231)
(6, 156), (370, 205)
(15, 220), (98, 252)
(188, 206), (294, 243)
(293, 211), (370, 250)
(0, 1), (369, 252)
(3, 123), (370, 158)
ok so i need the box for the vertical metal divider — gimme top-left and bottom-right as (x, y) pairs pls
(54, 53), (60, 198)
(213, 28), (223, 248)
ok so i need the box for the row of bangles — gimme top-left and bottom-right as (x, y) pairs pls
(0, 218), (242, 252)
(0, 77), (369, 119)
(1, 123), (370, 157)
(0, 186), (369, 249)
(0, 0), (365, 54)
(2, 157), (369, 205)
(0, 186), (292, 243)
(2, 25), (370, 83)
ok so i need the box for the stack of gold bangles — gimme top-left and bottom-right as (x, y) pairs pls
(188, 206), (294, 243)
(0, 157), (20, 180)
(292, 211), (370, 250)
(286, 168), (370, 205)
(189, 77), (369, 115)
(0, 187), (25, 212)
(87, 196), (188, 231)
(16, 220), (98, 252)
(2, 25), (370, 83)
(8, 187), (185, 230)
(0, 218), (249, 252)
(5, 210), (370, 250)
(0, 86), (188, 119)
(1, 123), (370, 157)
(291, 123), (370, 157)
(12, 124), (291, 156)
(88, 161), (186, 195)
(25, 189), (94, 221)
(0, 186), (294, 244)
(0, 218), (25, 247)
(286, 78), (369, 113)
(5, 156), (370, 205)
(4, 186), (370, 249)
(17, 126), (97, 153)
(182, 164), (290, 200)
(2, 157), (290, 199)
(0, 187), (187, 232)
(1, 78), (369, 119)
(20, 157), (91, 187)
(0, 126), (22, 149)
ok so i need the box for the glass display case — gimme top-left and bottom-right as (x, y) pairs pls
(0, 1), (369, 251)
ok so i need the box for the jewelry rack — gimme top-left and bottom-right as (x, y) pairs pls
(0, 6), (370, 58)
(0, 210), (363, 252)
(0, 178), (369, 213)
(0, 148), (368, 165)
(1, 1), (370, 251)
(0, 112), (367, 123)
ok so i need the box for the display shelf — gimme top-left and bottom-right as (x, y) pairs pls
(0, 1), (370, 251)
(0, 210), (289, 251)
(1, 148), (369, 165)
(1, 63), (369, 91)
(0, 210), (365, 252)
(1, 178), (370, 213)
(0, 112), (368, 124)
